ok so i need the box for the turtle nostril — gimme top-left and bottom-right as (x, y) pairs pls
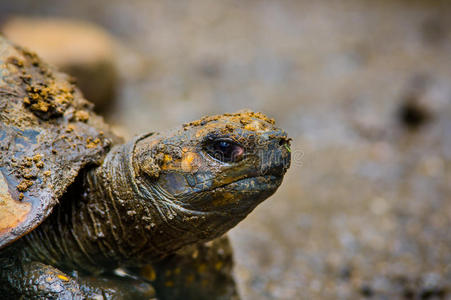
(278, 137), (292, 150)
(258, 136), (292, 176)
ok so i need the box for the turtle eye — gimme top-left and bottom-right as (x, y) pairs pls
(206, 138), (244, 163)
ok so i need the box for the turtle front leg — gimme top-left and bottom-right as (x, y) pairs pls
(1, 258), (156, 299)
(1, 260), (85, 299)
(139, 236), (240, 300)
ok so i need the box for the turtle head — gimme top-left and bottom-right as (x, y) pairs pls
(133, 111), (291, 241)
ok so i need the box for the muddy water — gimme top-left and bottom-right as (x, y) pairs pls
(1, 0), (450, 298)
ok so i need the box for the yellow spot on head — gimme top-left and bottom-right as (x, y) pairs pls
(181, 152), (199, 172)
(164, 154), (172, 163)
(57, 274), (69, 281)
(215, 261), (223, 270)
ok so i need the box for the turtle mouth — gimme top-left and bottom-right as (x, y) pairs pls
(160, 173), (283, 217)
(157, 171), (283, 208)
(219, 174), (283, 192)
(197, 174), (283, 215)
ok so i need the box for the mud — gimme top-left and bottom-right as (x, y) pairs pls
(0, 36), (113, 248)
(1, 0), (450, 299)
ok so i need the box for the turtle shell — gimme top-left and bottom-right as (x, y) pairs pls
(0, 36), (119, 248)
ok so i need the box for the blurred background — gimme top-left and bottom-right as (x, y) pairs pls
(1, 0), (450, 299)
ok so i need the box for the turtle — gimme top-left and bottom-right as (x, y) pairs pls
(0, 35), (291, 300)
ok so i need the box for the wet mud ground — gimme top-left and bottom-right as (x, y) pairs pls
(1, 0), (451, 299)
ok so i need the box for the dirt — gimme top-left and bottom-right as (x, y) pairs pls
(0, 36), (115, 250)
(0, 0), (450, 299)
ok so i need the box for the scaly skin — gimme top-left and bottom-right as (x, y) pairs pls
(0, 111), (291, 299)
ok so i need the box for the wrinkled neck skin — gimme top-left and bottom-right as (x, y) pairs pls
(84, 134), (242, 265)
(18, 134), (243, 275)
